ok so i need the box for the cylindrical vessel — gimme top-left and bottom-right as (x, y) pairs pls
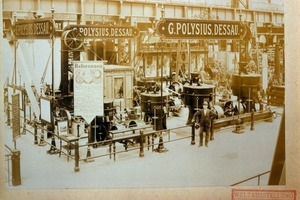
(104, 99), (115, 121)
(182, 84), (215, 124)
(89, 100), (115, 143)
(182, 84), (215, 108)
(140, 92), (169, 114)
(140, 92), (169, 130)
(231, 74), (261, 99)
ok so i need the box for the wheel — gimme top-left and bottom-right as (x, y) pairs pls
(63, 28), (83, 50)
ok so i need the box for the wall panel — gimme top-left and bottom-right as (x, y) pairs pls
(143, 4), (155, 17)
(107, 1), (119, 16)
(94, 1), (109, 15)
(54, 1), (71, 14)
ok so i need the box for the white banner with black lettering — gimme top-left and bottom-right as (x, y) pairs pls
(73, 61), (104, 123)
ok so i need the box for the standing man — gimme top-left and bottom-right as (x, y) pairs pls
(192, 101), (217, 147)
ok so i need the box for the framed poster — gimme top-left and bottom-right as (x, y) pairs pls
(114, 77), (124, 99)
(73, 61), (104, 123)
(57, 120), (68, 135)
(40, 96), (52, 124)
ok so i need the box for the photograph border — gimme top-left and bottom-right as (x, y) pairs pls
(1, 0), (299, 199)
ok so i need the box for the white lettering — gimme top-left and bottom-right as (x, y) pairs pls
(168, 23), (174, 34)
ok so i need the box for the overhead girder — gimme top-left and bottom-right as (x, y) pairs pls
(3, 0), (284, 27)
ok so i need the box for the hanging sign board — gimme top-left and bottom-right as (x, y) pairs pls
(156, 18), (247, 40)
(12, 93), (21, 141)
(73, 61), (104, 123)
(13, 18), (55, 39)
(64, 25), (140, 39)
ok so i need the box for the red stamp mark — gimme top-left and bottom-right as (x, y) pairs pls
(232, 189), (296, 200)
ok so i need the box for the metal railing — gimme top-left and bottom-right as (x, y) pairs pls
(231, 170), (271, 186)
(23, 120), (194, 172)
(78, 124), (192, 162)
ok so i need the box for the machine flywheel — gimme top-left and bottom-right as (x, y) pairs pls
(63, 28), (84, 50)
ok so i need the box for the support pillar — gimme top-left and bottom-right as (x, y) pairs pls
(251, 109), (255, 131)
(210, 119), (215, 140)
(191, 123), (195, 145)
(22, 122), (27, 135)
(139, 130), (144, 157)
(11, 149), (21, 186)
(74, 141), (80, 172)
(34, 121), (38, 144)
(7, 104), (11, 126)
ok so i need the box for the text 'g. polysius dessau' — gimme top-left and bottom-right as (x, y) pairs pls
(168, 23), (239, 36)
(156, 19), (245, 39)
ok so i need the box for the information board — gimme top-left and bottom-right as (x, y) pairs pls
(73, 61), (104, 123)
(40, 96), (52, 124)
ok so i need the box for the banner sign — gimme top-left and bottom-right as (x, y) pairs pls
(14, 18), (55, 39)
(73, 61), (104, 123)
(64, 25), (140, 39)
(12, 93), (20, 141)
(156, 18), (247, 40)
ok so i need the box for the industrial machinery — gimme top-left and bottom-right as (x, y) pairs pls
(181, 83), (216, 124)
(140, 91), (169, 131)
(89, 100), (115, 145)
(4, 6), (281, 160)
(231, 73), (262, 113)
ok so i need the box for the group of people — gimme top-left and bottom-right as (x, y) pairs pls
(191, 101), (217, 147)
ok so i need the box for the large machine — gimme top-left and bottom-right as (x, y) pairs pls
(140, 91), (169, 131)
(89, 100), (115, 144)
(182, 83), (215, 124)
(231, 74), (262, 112)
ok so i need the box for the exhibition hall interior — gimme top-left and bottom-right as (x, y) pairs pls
(2, 0), (285, 189)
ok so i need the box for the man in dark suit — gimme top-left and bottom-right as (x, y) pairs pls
(192, 101), (217, 147)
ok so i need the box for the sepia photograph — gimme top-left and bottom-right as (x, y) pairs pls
(1, 0), (299, 199)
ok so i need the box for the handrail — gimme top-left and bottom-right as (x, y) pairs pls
(231, 170), (271, 186)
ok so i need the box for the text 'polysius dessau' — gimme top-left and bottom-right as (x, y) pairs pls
(156, 18), (248, 40)
(64, 25), (140, 39)
(13, 19), (54, 39)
